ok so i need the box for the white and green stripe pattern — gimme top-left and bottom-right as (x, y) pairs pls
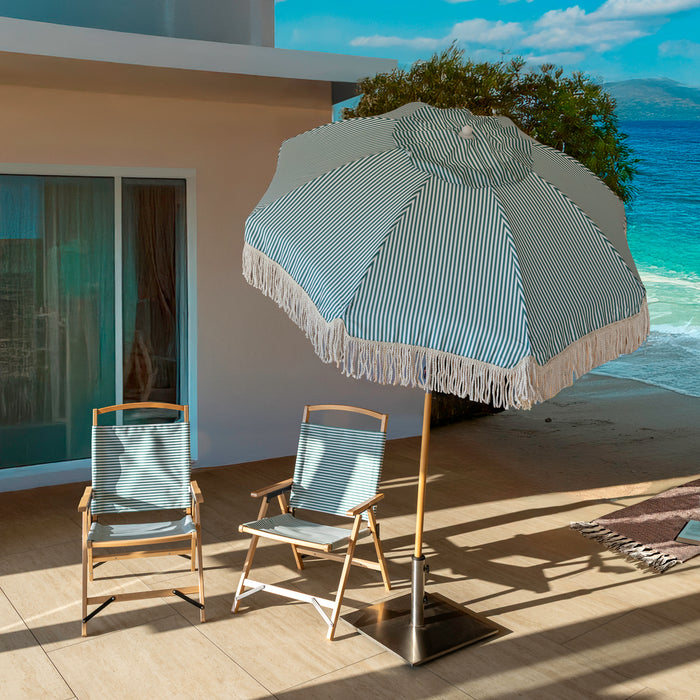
(345, 177), (529, 368)
(394, 109), (532, 188)
(91, 423), (191, 514)
(241, 512), (358, 548)
(493, 173), (644, 365)
(256, 117), (397, 209)
(529, 141), (639, 280)
(243, 103), (649, 409)
(247, 149), (429, 321)
(290, 423), (386, 521)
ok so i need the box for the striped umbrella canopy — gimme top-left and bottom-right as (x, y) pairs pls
(244, 102), (648, 410)
(242, 102), (648, 651)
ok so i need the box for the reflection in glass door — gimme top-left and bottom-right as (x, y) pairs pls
(122, 178), (188, 424)
(0, 174), (188, 468)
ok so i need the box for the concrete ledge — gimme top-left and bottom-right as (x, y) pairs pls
(0, 16), (396, 83)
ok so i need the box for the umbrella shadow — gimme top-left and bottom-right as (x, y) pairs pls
(375, 491), (651, 599)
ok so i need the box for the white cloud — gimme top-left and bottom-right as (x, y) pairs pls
(522, 6), (651, 51)
(351, 19), (523, 51)
(449, 19), (525, 44)
(659, 38), (700, 58)
(351, 0), (682, 59)
(524, 50), (588, 65)
(350, 34), (442, 50)
(594, 0), (700, 19)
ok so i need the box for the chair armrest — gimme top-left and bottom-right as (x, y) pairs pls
(346, 492), (384, 516)
(78, 486), (93, 512)
(250, 478), (293, 499)
(190, 480), (204, 504)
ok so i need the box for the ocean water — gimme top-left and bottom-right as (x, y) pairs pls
(592, 120), (700, 397)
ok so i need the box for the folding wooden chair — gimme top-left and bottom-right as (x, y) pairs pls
(78, 402), (204, 636)
(232, 404), (391, 640)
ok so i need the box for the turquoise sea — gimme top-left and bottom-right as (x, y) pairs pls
(593, 120), (700, 397)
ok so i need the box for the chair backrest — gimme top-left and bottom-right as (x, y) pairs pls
(289, 405), (388, 521)
(91, 402), (191, 515)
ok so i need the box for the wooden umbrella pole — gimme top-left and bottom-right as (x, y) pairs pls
(410, 391), (432, 627)
(414, 391), (432, 559)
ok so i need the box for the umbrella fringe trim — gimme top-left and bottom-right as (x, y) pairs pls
(243, 244), (649, 410)
(570, 521), (679, 573)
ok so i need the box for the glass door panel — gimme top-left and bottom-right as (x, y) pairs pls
(0, 175), (115, 468)
(121, 178), (187, 424)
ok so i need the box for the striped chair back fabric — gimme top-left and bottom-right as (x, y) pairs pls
(290, 422), (386, 520)
(91, 422), (191, 514)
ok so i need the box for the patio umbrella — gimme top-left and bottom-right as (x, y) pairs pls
(242, 102), (648, 663)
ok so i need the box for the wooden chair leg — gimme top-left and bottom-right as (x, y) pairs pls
(327, 515), (362, 641)
(233, 534), (260, 613)
(291, 544), (305, 570)
(87, 544), (94, 582)
(233, 495), (272, 612)
(81, 521), (88, 637)
(196, 530), (205, 622)
(367, 510), (391, 591)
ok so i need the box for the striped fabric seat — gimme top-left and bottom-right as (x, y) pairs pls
(290, 423), (386, 521)
(91, 422), (191, 514)
(241, 513), (365, 550)
(88, 515), (196, 544)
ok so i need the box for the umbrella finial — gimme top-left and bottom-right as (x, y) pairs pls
(459, 124), (474, 140)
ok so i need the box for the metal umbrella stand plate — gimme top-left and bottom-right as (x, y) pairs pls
(242, 103), (649, 665)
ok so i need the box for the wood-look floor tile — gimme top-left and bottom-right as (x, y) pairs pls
(277, 651), (473, 699)
(429, 632), (645, 699)
(0, 510), (81, 557)
(2, 376), (698, 699)
(562, 607), (700, 700)
(0, 541), (174, 651)
(0, 591), (73, 699)
(190, 595), (384, 693)
(48, 614), (269, 699)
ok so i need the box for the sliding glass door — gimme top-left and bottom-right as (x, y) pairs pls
(0, 174), (189, 468)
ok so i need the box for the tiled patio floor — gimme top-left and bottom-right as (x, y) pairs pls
(2, 387), (699, 699)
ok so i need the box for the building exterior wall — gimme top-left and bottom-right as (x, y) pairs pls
(0, 73), (423, 489)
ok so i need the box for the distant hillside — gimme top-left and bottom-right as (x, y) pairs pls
(604, 78), (700, 121)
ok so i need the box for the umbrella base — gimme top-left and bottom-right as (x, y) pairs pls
(342, 592), (502, 666)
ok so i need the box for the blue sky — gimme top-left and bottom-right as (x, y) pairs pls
(275, 0), (700, 86)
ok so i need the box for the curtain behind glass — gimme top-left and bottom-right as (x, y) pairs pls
(0, 175), (115, 468)
(122, 179), (187, 423)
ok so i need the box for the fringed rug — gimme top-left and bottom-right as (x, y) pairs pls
(571, 479), (700, 573)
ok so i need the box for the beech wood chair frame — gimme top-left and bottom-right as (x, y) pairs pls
(79, 402), (205, 636)
(232, 404), (391, 640)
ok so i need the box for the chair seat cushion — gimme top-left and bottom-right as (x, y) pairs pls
(88, 515), (195, 543)
(242, 513), (360, 549)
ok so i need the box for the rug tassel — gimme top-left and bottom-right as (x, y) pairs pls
(570, 521), (679, 573)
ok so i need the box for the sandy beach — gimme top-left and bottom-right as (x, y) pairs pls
(429, 372), (700, 504)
